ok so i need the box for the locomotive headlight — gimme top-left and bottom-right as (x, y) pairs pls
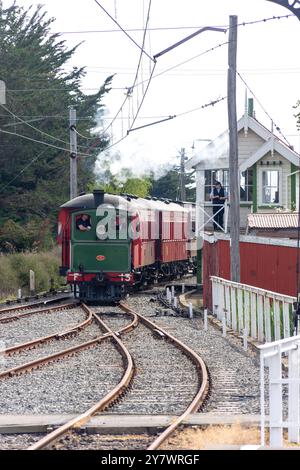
(96, 222), (106, 239)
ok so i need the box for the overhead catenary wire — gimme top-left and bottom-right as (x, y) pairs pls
(0, 103), (99, 152)
(18, 13), (291, 35)
(93, 0), (154, 63)
(0, 127), (93, 157)
(96, 0), (153, 141)
(236, 70), (294, 149)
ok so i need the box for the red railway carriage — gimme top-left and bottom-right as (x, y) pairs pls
(58, 190), (196, 302)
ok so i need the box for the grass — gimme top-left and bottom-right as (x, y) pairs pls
(0, 248), (65, 300)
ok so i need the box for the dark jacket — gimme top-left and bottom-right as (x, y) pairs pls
(212, 186), (225, 205)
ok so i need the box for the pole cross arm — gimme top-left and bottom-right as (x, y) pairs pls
(267, 0), (300, 20)
(153, 27), (227, 60)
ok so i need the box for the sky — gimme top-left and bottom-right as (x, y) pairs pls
(4, 0), (300, 177)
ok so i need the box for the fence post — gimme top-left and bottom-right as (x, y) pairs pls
(282, 302), (291, 339)
(257, 295), (264, 342)
(225, 285), (231, 328)
(269, 347), (283, 447)
(231, 286), (237, 332)
(288, 343), (300, 443)
(244, 290), (250, 337)
(273, 299), (281, 341)
(251, 292), (257, 340)
(17, 288), (22, 300)
(222, 315), (226, 337)
(237, 288), (243, 333)
(243, 328), (248, 351)
(204, 308), (208, 331)
(29, 270), (35, 296)
(264, 296), (272, 343)
(188, 302), (193, 319)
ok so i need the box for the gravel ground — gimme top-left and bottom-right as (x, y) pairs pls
(0, 338), (123, 414)
(95, 311), (200, 415)
(52, 431), (154, 450)
(0, 320), (103, 371)
(126, 294), (261, 415)
(0, 433), (43, 450)
(0, 306), (87, 348)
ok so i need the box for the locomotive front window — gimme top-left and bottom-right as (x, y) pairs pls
(76, 214), (92, 231)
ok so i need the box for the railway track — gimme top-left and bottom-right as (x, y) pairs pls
(15, 302), (208, 451)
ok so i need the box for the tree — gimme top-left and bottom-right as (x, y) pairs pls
(150, 164), (195, 201)
(0, 2), (112, 250)
(92, 167), (152, 198)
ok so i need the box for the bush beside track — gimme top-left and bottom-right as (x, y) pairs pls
(0, 249), (65, 300)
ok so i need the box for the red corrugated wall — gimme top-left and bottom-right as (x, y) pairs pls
(203, 238), (298, 310)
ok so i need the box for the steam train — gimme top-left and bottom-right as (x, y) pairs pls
(58, 190), (196, 302)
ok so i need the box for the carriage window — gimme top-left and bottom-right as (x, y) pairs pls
(76, 214), (92, 231)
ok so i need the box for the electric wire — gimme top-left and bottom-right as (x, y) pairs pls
(93, 0), (154, 62)
(236, 70), (294, 149)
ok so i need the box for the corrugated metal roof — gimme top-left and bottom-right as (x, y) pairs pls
(247, 213), (299, 229)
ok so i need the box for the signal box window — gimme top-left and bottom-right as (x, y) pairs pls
(76, 214), (92, 231)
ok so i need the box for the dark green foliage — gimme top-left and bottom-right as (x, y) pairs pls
(0, 2), (112, 251)
(150, 165), (196, 201)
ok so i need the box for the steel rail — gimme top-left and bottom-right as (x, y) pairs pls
(0, 302), (78, 324)
(0, 295), (72, 315)
(0, 306), (137, 380)
(0, 303), (93, 356)
(27, 308), (137, 450)
(119, 302), (209, 450)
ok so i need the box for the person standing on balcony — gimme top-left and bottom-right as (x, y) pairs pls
(210, 181), (227, 230)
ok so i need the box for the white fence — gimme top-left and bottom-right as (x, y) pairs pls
(260, 335), (300, 447)
(211, 276), (296, 343)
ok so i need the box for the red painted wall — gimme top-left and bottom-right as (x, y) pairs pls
(203, 238), (298, 310)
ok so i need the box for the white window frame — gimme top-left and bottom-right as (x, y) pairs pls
(259, 167), (282, 206)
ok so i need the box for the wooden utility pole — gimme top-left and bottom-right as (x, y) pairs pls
(69, 106), (78, 199)
(227, 15), (240, 282)
(179, 148), (187, 201)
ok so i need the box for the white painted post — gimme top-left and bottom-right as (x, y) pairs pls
(243, 328), (248, 351)
(218, 282), (225, 321)
(171, 285), (175, 300)
(29, 270), (35, 296)
(260, 350), (266, 447)
(244, 290), (250, 336)
(231, 286), (237, 332)
(212, 278), (218, 318)
(181, 283), (185, 294)
(264, 296), (272, 343)
(188, 302), (193, 319)
(237, 288), (243, 333)
(222, 315), (226, 337)
(283, 302), (291, 339)
(17, 288), (22, 300)
(288, 343), (300, 443)
(273, 299), (281, 341)
(225, 285), (231, 328)
(250, 292), (257, 340)
(204, 308), (208, 331)
(166, 288), (171, 303)
(269, 347), (283, 447)
(257, 295), (264, 343)
(173, 296), (177, 308)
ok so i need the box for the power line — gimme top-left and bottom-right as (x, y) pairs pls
(22, 13), (292, 35)
(93, 0), (154, 63)
(96, 0), (153, 142)
(236, 70), (293, 148)
(0, 103), (96, 152)
(0, 127), (92, 156)
(0, 148), (48, 193)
